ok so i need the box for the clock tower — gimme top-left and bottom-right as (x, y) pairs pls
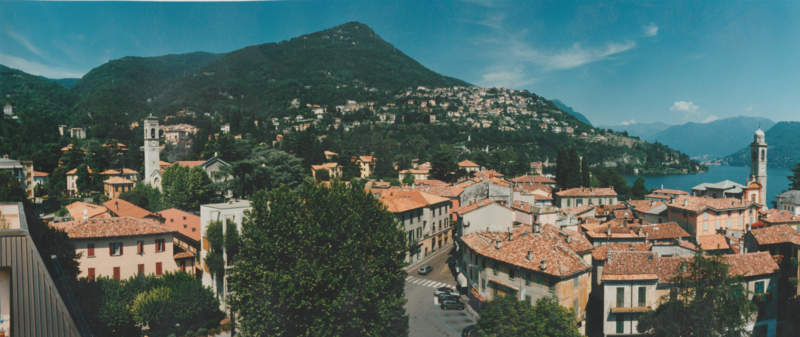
(750, 127), (767, 208)
(143, 114), (162, 190)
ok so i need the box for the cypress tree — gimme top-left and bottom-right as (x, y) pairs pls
(581, 155), (591, 188)
(567, 147), (582, 188)
(555, 147), (566, 190)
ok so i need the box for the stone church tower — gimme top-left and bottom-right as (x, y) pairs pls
(142, 114), (162, 190)
(749, 126), (767, 207)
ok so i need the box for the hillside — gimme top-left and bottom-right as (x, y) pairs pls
(718, 121), (800, 168)
(46, 78), (81, 89)
(150, 22), (471, 116)
(552, 99), (592, 126)
(597, 121), (671, 139)
(646, 116), (775, 160)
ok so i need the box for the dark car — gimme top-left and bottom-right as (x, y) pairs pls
(438, 293), (460, 302)
(418, 265), (433, 275)
(461, 325), (478, 337)
(434, 287), (460, 297)
(441, 299), (465, 310)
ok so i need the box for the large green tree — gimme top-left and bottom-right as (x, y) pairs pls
(581, 155), (591, 188)
(161, 164), (213, 211)
(566, 147), (582, 188)
(789, 162), (800, 190)
(476, 294), (581, 337)
(229, 179), (409, 336)
(637, 252), (757, 337)
(430, 144), (459, 182)
(210, 147), (307, 198)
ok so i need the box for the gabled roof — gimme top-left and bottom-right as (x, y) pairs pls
(157, 208), (201, 242)
(458, 160), (480, 167)
(103, 198), (158, 219)
(696, 234), (730, 251)
(99, 169), (121, 175)
(65, 201), (109, 220)
(66, 167), (94, 175)
(776, 190), (800, 204)
(58, 217), (175, 239)
(602, 251), (659, 281)
(691, 180), (745, 191)
(377, 190), (450, 213)
(103, 176), (135, 184)
(668, 195), (756, 212)
(645, 194), (670, 200)
(760, 209), (800, 225)
(461, 224), (593, 277)
(749, 224), (800, 245)
(639, 222), (691, 240)
(510, 174), (556, 184)
(592, 242), (652, 261)
(556, 187), (616, 197)
(33, 171), (50, 177)
(173, 160), (206, 168)
(474, 170), (504, 178)
(725, 252), (781, 278)
(652, 189), (689, 196)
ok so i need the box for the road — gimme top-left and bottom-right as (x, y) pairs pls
(404, 246), (476, 337)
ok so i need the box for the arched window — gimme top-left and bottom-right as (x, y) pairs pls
(751, 195), (756, 202)
(761, 149), (765, 160)
(150, 128), (155, 139)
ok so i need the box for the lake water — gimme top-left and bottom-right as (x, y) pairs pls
(622, 166), (794, 207)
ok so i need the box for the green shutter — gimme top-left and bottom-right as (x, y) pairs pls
(638, 287), (646, 307)
(616, 287), (624, 307)
(616, 314), (624, 333)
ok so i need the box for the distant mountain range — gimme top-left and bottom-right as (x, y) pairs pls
(551, 100), (592, 126)
(718, 121), (800, 168)
(45, 78), (81, 89)
(596, 121), (671, 139)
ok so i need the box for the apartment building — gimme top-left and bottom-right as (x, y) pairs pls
(377, 190), (452, 263)
(556, 187), (618, 209)
(666, 195), (761, 238)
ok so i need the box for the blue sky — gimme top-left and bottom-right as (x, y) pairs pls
(1, 0), (799, 126)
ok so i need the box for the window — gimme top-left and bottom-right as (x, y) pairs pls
(548, 278), (555, 292)
(670, 288), (678, 300)
(573, 276), (579, 288)
(525, 271), (532, 285)
(418, 210), (421, 221)
(638, 287), (646, 307)
(703, 222), (708, 231)
(537, 274), (543, 287)
(88, 268), (95, 281)
(109, 242), (122, 256)
(492, 262), (498, 275)
(704, 211), (708, 220)
(410, 213), (413, 224)
(115, 186), (119, 192)
(616, 287), (625, 307)
(408, 230), (414, 242)
(416, 227), (421, 238)
(573, 299), (579, 315)
(616, 314), (624, 333)
(137, 240), (144, 254)
(567, 199), (571, 207)
(138, 264), (144, 275)
(509, 267), (515, 280)
(156, 262), (163, 276)
(715, 220), (720, 230)
(155, 239), (165, 252)
(113, 267), (120, 280)
(481, 258), (486, 269)
(727, 219), (731, 228)
(87, 243), (95, 257)
(481, 279), (486, 290)
(755, 281), (764, 295)
(526, 295), (532, 305)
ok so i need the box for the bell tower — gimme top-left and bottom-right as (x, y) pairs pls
(142, 114), (162, 189)
(749, 127), (767, 207)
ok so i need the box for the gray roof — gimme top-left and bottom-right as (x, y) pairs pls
(691, 180), (745, 192)
(0, 158), (24, 169)
(776, 190), (800, 204)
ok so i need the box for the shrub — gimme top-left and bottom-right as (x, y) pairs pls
(185, 330), (193, 336)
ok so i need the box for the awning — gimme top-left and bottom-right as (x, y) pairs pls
(457, 273), (468, 287)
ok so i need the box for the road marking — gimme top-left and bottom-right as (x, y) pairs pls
(422, 280), (436, 287)
(405, 276), (412, 281)
(413, 279), (425, 285)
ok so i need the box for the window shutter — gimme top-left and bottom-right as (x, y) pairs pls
(138, 264), (144, 274)
(88, 268), (95, 281)
(113, 267), (120, 280)
(88, 244), (94, 257)
(137, 241), (143, 254)
(156, 262), (163, 276)
(109, 243), (114, 256)
(119, 242), (123, 255)
(202, 237), (209, 251)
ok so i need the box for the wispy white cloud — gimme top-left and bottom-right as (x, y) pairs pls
(0, 54), (85, 79)
(643, 23), (659, 37)
(531, 41), (636, 71)
(702, 115), (719, 123)
(671, 101), (702, 120)
(744, 105), (753, 112)
(480, 67), (536, 88)
(621, 119), (636, 125)
(5, 29), (47, 59)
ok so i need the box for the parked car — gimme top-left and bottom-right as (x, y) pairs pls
(438, 294), (460, 302)
(461, 325), (478, 337)
(441, 299), (465, 310)
(418, 265), (433, 275)
(434, 287), (460, 297)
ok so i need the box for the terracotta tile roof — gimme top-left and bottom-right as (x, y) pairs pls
(174, 251), (195, 259)
(121, 168), (138, 174)
(760, 209), (800, 225)
(33, 171), (50, 177)
(510, 174), (556, 184)
(174, 160), (206, 168)
(66, 167), (94, 175)
(645, 194), (670, 200)
(324, 151), (338, 156)
(103, 176), (135, 184)
(749, 224), (800, 245)
(453, 199), (498, 215)
(613, 209), (635, 220)
(311, 162), (339, 171)
(488, 177), (510, 187)
(414, 179), (447, 186)
(58, 217), (175, 239)
(652, 240), (697, 251)
(65, 201), (109, 220)
(657, 256), (690, 283)
(668, 195), (755, 212)
(562, 205), (594, 216)
(725, 252), (780, 278)
(696, 234), (730, 251)
(652, 189), (689, 196)
(159, 160), (172, 167)
(157, 208), (201, 242)
(365, 181), (391, 187)
(103, 198), (157, 219)
(511, 201), (556, 214)
(458, 160), (480, 167)
(536, 195), (554, 201)
(592, 242), (652, 261)
(359, 155), (374, 163)
(556, 187), (616, 197)
(399, 168), (429, 174)
(377, 190), (449, 213)
(582, 219), (649, 239)
(100, 169), (121, 175)
(474, 170), (504, 179)
(602, 251), (659, 281)
(461, 224), (593, 277)
(393, 184), (462, 198)
(514, 183), (553, 194)
(379, 197), (426, 213)
(639, 222), (690, 240)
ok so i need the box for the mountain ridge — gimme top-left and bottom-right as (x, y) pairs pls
(718, 121), (800, 168)
(551, 99), (592, 126)
(647, 116), (775, 160)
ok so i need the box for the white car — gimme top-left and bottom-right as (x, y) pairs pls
(434, 287), (460, 297)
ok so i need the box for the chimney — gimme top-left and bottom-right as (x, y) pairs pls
(651, 200), (655, 206)
(2, 154), (7, 159)
(540, 258), (547, 270)
(508, 229), (513, 241)
(645, 232), (649, 243)
(526, 249), (533, 261)
(683, 199), (688, 206)
(607, 226), (611, 236)
(566, 235), (571, 243)
(495, 239), (502, 250)
(739, 239), (744, 254)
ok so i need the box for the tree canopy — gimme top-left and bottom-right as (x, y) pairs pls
(161, 164), (213, 211)
(229, 179), (409, 336)
(476, 294), (582, 337)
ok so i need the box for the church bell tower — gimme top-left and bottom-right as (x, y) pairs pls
(143, 114), (162, 190)
(750, 127), (767, 207)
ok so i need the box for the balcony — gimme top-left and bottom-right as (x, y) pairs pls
(610, 306), (651, 313)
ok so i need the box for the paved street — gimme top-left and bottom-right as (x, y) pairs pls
(405, 246), (476, 337)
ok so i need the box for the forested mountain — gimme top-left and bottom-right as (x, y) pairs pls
(46, 78), (81, 89)
(646, 116), (775, 160)
(718, 121), (800, 168)
(0, 21), (705, 181)
(597, 121), (671, 139)
(551, 100), (592, 126)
